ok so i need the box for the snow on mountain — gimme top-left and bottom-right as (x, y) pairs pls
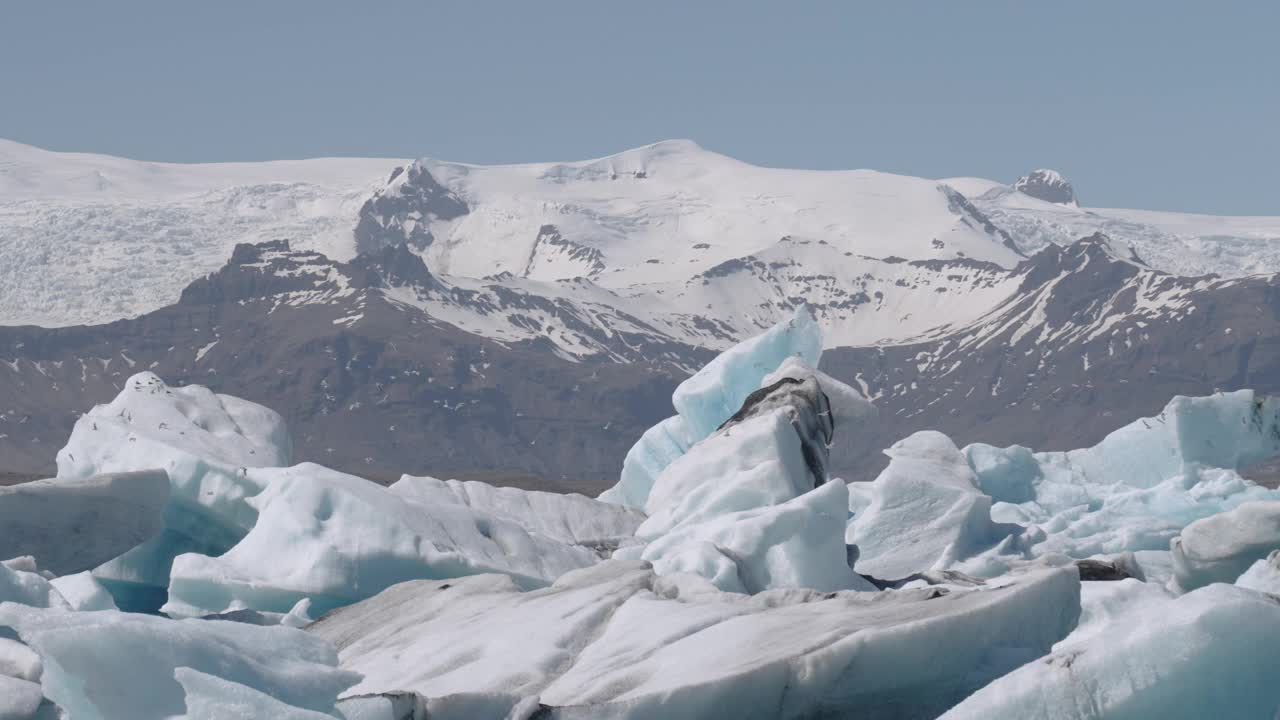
(5, 137), (1280, 350)
(0, 139), (401, 327)
(944, 171), (1280, 278)
(358, 139), (1025, 287)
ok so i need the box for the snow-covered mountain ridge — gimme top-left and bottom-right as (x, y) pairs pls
(5, 138), (1280, 335)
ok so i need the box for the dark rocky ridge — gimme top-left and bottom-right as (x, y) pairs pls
(0, 241), (700, 485)
(824, 234), (1280, 480)
(1013, 169), (1077, 206)
(6, 235), (1280, 492)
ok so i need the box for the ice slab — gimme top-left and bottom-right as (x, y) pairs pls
(941, 583), (1280, 720)
(849, 431), (1023, 580)
(0, 674), (44, 720)
(602, 309), (822, 509)
(48, 572), (118, 612)
(164, 464), (602, 618)
(0, 602), (357, 720)
(621, 480), (871, 593)
(959, 392), (1280, 570)
(1171, 500), (1280, 592)
(174, 667), (339, 720)
(309, 560), (1080, 719)
(0, 471), (168, 576)
(390, 475), (644, 547)
(1235, 550), (1280, 594)
(672, 308), (823, 440)
(0, 563), (67, 610)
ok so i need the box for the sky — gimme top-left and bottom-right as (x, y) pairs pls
(1, 1), (1276, 215)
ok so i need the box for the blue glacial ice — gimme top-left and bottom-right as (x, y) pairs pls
(599, 308), (823, 509)
(54, 372), (291, 609)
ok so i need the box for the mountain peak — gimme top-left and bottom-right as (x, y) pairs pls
(1013, 169), (1077, 206)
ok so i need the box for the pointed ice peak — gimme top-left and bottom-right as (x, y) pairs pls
(1013, 169), (1077, 206)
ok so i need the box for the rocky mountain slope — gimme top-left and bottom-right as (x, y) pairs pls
(6, 234), (1280, 487)
(0, 241), (703, 482)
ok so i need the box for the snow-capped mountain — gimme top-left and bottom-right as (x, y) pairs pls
(6, 233), (1280, 488)
(8, 137), (1279, 337)
(945, 173), (1280, 277)
(0, 139), (400, 327)
(354, 139), (1024, 287)
(826, 233), (1280, 479)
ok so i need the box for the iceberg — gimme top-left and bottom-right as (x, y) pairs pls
(174, 668), (340, 720)
(0, 601), (357, 720)
(941, 583), (1280, 720)
(618, 357), (875, 592)
(1235, 549), (1280, 594)
(1170, 500), (1280, 592)
(47, 572), (118, 612)
(54, 372), (292, 608)
(0, 471), (169, 577)
(957, 392), (1280, 575)
(620, 480), (871, 593)
(601, 309), (823, 508)
(848, 431), (1024, 580)
(164, 463), (604, 618)
(0, 561), (67, 610)
(309, 560), (1080, 719)
(0, 674), (45, 720)
(389, 475), (644, 547)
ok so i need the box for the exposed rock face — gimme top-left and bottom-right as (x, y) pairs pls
(8, 234), (1280, 490)
(0, 242), (701, 484)
(353, 163), (469, 255)
(1013, 169), (1077, 205)
(824, 233), (1280, 480)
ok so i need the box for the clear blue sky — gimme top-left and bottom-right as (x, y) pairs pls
(2, 2), (1276, 214)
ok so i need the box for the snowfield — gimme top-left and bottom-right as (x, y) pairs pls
(3, 314), (1280, 718)
(5, 138), (1280, 354)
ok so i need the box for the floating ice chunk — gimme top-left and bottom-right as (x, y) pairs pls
(1171, 500), (1280, 592)
(390, 475), (644, 547)
(0, 563), (67, 610)
(0, 471), (169, 576)
(0, 602), (357, 720)
(333, 695), (417, 720)
(639, 404), (819, 537)
(941, 583), (1280, 720)
(1059, 390), (1280, 490)
(958, 393), (1280, 567)
(310, 560), (1079, 718)
(624, 480), (871, 593)
(602, 309), (822, 509)
(54, 374), (292, 606)
(174, 668), (339, 720)
(0, 675), (45, 720)
(849, 431), (1023, 580)
(48, 572), (118, 611)
(672, 308), (823, 440)
(623, 370), (872, 593)
(597, 415), (699, 508)
(963, 443), (1039, 504)
(165, 464), (601, 618)
(1235, 550), (1280, 594)
(0, 636), (42, 685)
